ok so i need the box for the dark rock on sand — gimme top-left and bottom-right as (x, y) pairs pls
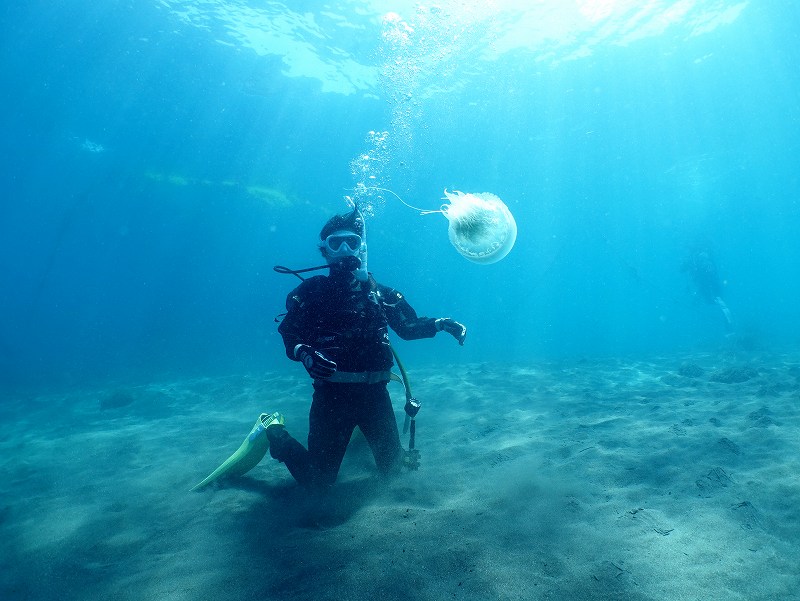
(757, 381), (795, 397)
(696, 467), (733, 495)
(708, 366), (758, 384)
(747, 406), (776, 427)
(717, 437), (741, 455)
(678, 362), (704, 378)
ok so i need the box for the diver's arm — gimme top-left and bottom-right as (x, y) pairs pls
(277, 278), (340, 377)
(277, 303), (305, 360)
(379, 285), (439, 340)
(277, 283), (314, 360)
(278, 305), (337, 377)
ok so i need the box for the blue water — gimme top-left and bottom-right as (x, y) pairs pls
(2, 1), (799, 391)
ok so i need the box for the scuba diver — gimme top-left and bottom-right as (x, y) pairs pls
(682, 246), (733, 330)
(264, 206), (467, 490)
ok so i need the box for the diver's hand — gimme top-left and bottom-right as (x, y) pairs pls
(435, 318), (467, 345)
(294, 344), (337, 379)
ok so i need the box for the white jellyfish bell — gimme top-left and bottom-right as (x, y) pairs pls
(440, 189), (517, 264)
(361, 186), (517, 264)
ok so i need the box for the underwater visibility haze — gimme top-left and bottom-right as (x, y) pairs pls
(2, 2), (800, 599)
(1, 0), (798, 389)
(2, 1), (800, 387)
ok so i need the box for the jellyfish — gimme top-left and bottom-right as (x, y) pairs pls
(359, 186), (517, 264)
(440, 189), (517, 264)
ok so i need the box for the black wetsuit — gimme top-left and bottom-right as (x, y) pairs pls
(274, 269), (437, 488)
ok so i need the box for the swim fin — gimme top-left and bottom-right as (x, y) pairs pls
(191, 412), (284, 491)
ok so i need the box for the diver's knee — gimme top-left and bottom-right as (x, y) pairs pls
(267, 425), (292, 461)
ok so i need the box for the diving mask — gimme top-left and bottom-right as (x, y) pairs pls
(323, 232), (363, 256)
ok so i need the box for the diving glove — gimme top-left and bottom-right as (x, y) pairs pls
(435, 318), (467, 345)
(294, 344), (337, 379)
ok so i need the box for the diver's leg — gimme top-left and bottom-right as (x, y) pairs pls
(268, 424), (314, 486)
(714, 296), (733, 326)
(358, 383), (402, 475)
(306, 382), (357, 487)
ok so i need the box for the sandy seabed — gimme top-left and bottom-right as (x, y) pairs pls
(2, 351), (799, 601)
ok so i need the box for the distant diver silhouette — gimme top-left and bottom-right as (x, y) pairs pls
(682, 248), (733, 329)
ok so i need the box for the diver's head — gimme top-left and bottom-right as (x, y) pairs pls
(320, 206), (365, 241)
(319, 207), (368, 281)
